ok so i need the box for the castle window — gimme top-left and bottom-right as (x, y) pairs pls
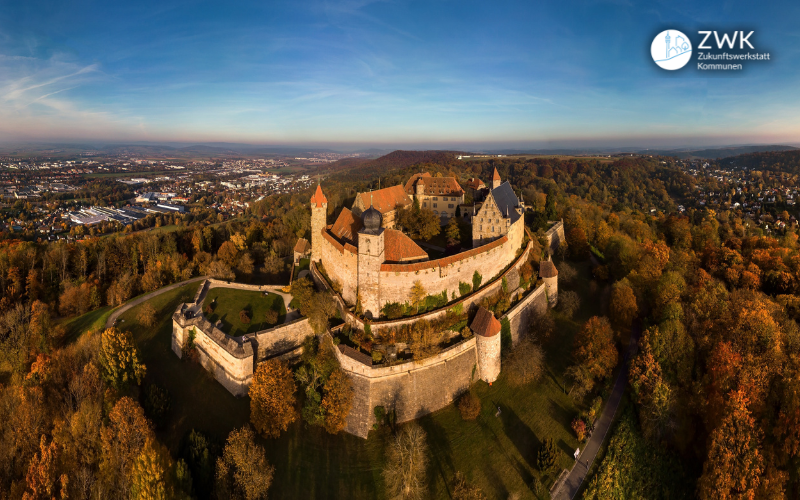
(433, 196), (438, 201)
(434, 210), (439, 215)
(448, 204), (454, 208)
(433, 203), (437, 208)
(491, 226), (494, 232)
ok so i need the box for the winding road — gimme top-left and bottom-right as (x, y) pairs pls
(105, 276), (209, 329)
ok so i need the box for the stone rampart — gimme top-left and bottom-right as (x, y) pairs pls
(317, 229), (359, 304)
(501, 282), (548, 345)
(171, 282), (313, 396)
(332, 335), (479, 438)
(545, 220), (565, 255)
(312, 234), (532, 337)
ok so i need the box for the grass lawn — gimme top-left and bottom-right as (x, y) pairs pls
(59, 306), (113, 344)
(203, 287), (287, 336)
(293, 258), (310, 280)
(108, 257), (603, 499)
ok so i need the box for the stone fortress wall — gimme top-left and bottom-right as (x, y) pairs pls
(328, 270), (551, 438)
(545, 220), (565, 256)
(172, 279), (312, 396)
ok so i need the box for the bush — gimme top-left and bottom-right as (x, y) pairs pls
(559, 262), (578, 285)
(239, 310), (251, 324)
(572, 417), (587, 442)
(373, 406), (386, 430)
(558, 290), (581, 318)
(264, 309), (279, 325)
(382, 301), (405, 319)
(458, 390), (481, 420)
(143, 382), (171, 428)
(452, 471), (486, 500)
(459, 282), (472, 296)
(460, 326), (473, 339)
(537, 437), (558, 471)
(472, 271), (482, 291)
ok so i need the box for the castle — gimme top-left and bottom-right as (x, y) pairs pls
(311, 168), (526, 319)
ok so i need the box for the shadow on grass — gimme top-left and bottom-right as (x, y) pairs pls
(500, 404), (540, 477)
(418, 415), (454, 499)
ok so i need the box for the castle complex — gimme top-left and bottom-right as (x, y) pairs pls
(172, 168), (565, 438)
(312, 168), (526, 319)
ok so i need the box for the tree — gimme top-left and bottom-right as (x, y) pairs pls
(451, 471), (486, 500)
(445, 217), (461, 247)
(458, 390), (481, 420)
(505, 336), (544, 386)
(264, 309), (279, 325)
(130, 438), (174, 500)
(216, 427), (274, 500)
(573, 316), (618, 382)
(249, 359), (297, 439)
(262, 251), (285, 278)
(239, 310), (250, 324)
(23, 436), (68, 500)
(567, 227), (589, 259)
(698, 391), (764, 500)
(610, 280), (637, 328)
(99, 327), (146, 388)
(537, 437), (558, 472)
(137, 303), (158, 328)
(409, 281), (427, 313)
(217, 241), (240, 267)
(207, 260), (235, 281)
(472, 271), (482, 291)
(100, 397), (153, 498)
(558, 290), (581, 318)
(382, 424), (429, 500)
(321, 368), (353, 434)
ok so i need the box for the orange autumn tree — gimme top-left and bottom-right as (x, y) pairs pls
(609, 280), (637, 328)
(698, 390), (764, 500)
(23, 436), (68, 500)
(573, 316), (618, 382)
(100, 397), (154, 498)
(249, 359), (297, 438)
(321, 368), (354, 434)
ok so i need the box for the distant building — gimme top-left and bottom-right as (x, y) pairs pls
(403, 172), (465, 222)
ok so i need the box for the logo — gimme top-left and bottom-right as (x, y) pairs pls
(651, 29), (692, 70)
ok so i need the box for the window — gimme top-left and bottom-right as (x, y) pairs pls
(433, 196), (438, 201)
(491, 226), (495, 232)
(448, 204), (454, 208)
(433, 203), (437, 208)
(434, 210), (439, 215)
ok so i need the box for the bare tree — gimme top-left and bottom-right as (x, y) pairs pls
(382, 423), (429, 500)
(505, 336), (545, 386)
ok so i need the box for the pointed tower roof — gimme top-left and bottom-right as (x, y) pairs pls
(492, 167), (501, 182)
(311, 183), (327, 206)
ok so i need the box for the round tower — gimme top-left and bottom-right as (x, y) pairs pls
(357, 203), (385, 320)
(470, 306), (501, 383)
(539, 259), (558, 308)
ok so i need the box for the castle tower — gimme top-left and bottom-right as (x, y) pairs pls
(492, 167), (501, 190)
(357, 203), (384, 320)
(539, 258), (559, 307)
(310, 183), (327, 262)
(665, 31), (671, 58)
(471, 306), (501, 383)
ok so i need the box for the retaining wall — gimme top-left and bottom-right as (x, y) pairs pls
(333, 335), (479, 438)
(545, 220), (565, 255)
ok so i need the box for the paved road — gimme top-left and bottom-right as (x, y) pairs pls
(105, 276), (209, 329)
(552, 327), (640, 500)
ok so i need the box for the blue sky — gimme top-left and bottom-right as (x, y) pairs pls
(0, 0), (799, 148)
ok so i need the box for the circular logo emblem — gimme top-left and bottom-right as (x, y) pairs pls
(651, 29), (692, 70)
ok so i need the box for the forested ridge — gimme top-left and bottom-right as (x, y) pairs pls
(2, 151), (800, 498)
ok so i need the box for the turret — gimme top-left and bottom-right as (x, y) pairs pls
(471, 306), (501, 383)
(310, 183), (328, 262)
(539, 258), (558, 307)
(492, 167), (501, 190)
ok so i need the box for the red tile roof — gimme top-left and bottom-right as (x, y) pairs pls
(356, 185), (412, 214)
(321, 228), (357, 255)
(311, 184), (327, 206)
(404, 172), (463, 196)
(294, 238), (310, 254)
(329, 207), (362, 244)
(539, 260), (558, 278)
(384, 229), (428, 262)
(471, 306), (501, 337)
(465, 178), (485, 190)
